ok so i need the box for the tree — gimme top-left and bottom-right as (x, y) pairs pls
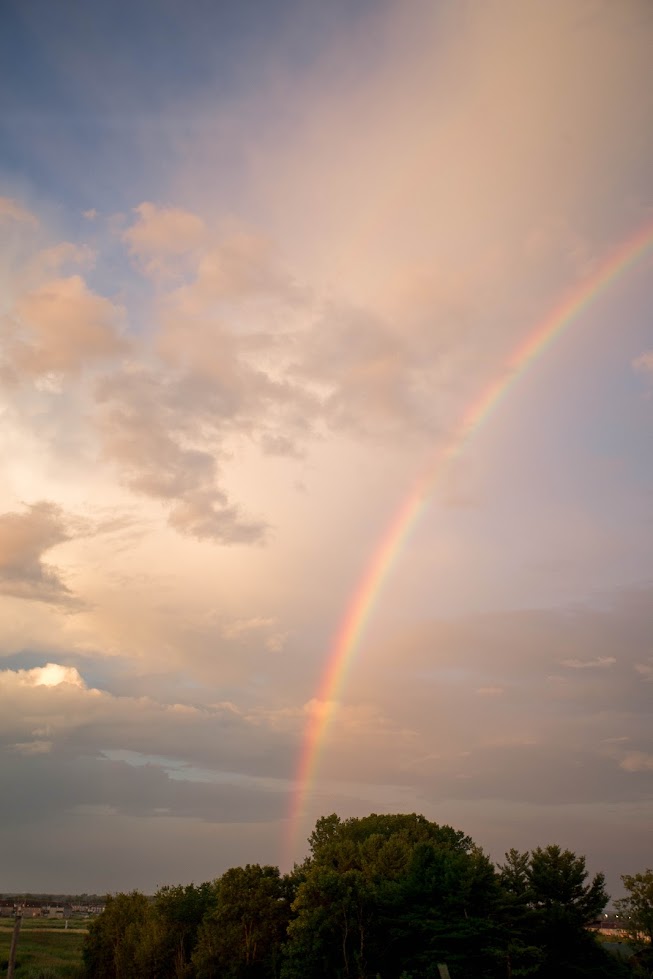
(82, 891), (151, 979)
(615, 870), (653, 977)
(282, 813), (498, 979)
(493, 850), (544, 978)
(193, 864), (292, 979)
(140, 881), (218, 979)
(528, 845), (607, 929)
(496, 846), (613, 979)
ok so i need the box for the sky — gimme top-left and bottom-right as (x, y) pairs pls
(1, 0), (652, 898)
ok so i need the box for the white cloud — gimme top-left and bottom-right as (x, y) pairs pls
(23, 663), (86, 688)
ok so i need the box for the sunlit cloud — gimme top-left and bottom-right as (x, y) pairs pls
(0, 502), (78, 605)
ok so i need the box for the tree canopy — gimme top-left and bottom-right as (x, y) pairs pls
(81, 812), (633, 979)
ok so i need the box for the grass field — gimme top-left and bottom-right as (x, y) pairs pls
(0, 919), (86, 978)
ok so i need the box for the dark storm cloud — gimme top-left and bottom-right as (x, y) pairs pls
(0, 750), (286, 827)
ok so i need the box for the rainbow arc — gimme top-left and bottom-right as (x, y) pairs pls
(284, 219), (653, 865)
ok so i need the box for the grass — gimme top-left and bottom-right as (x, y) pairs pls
(0, 921), (86, 978)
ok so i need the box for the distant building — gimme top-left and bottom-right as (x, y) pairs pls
(18, 902), (41, 918)
(589, 914), (628, 938)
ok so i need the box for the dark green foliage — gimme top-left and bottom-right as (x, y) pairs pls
(495, 845), (615, 979)
(616, 870), (653, 977)
(78, 814), (640, 979)
(142, 882), (218, 978)
(193, 865), (292, 979)
(82, 891), (150, 979)
(283, 813), (498, 979)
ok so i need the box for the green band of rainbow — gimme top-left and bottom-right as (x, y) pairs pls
(284, 219), (653, 865)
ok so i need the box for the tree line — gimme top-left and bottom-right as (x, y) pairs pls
(82, 812), (652, 979)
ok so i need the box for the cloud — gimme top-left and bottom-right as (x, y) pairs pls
(620, 751), (653, 773)
(96, 368), (269, 543)
(0, 502), (78, 605)
(0, 197), (38, 226)
(560, 656), (617, 669)
(634, 660), (653, 681)
(169, 0), (653, 439)
(221, 617), (277, 640)
(122, 202), (206, 278)
(11, 740), (53, 755)
(175, 229), (303, 306)
(0, 663), (296, 815)
(5, 275), (126, 379)
(20, 662), (86, 688)
(168, 492), (266, 543)
(32, 242), (96, 274)
(633, 350), (653, 375)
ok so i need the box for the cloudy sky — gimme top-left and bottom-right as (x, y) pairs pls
(1, 0), (652, 897)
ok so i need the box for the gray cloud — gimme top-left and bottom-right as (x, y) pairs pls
(0, 750), (287, 827)
(0, 502), (78, 605)
(314, 589), (653, 805)
(0, 665), (296, 781)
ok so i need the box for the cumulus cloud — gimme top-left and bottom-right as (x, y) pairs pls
(168, 493), (266, 543)
(91, 215), (318, 542)
(176, 229), (303, 306)
(0, 502), (78, 605)
(170, 0), (651, 439)
(4, 275), (126, 379)
(22, 662), (86, 688)
(0, 197), (38, 226)
(0, 662), (295, 822)
(96, 368), (269, 543)
(31, 242), (96, 274)
(122, 202), (207, 278)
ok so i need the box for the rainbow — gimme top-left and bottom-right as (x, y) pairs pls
(284, 219), (653, 865)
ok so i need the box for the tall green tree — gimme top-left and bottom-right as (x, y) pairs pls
(193, 864), (292, 979)
(615, 870), (653, 977)
(496, 845), (614, 979)
(283, 813), (498, 979)
(82, 891), (151, 979)
(494, 849), (544, 978)
(139, 881), (218, 979)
